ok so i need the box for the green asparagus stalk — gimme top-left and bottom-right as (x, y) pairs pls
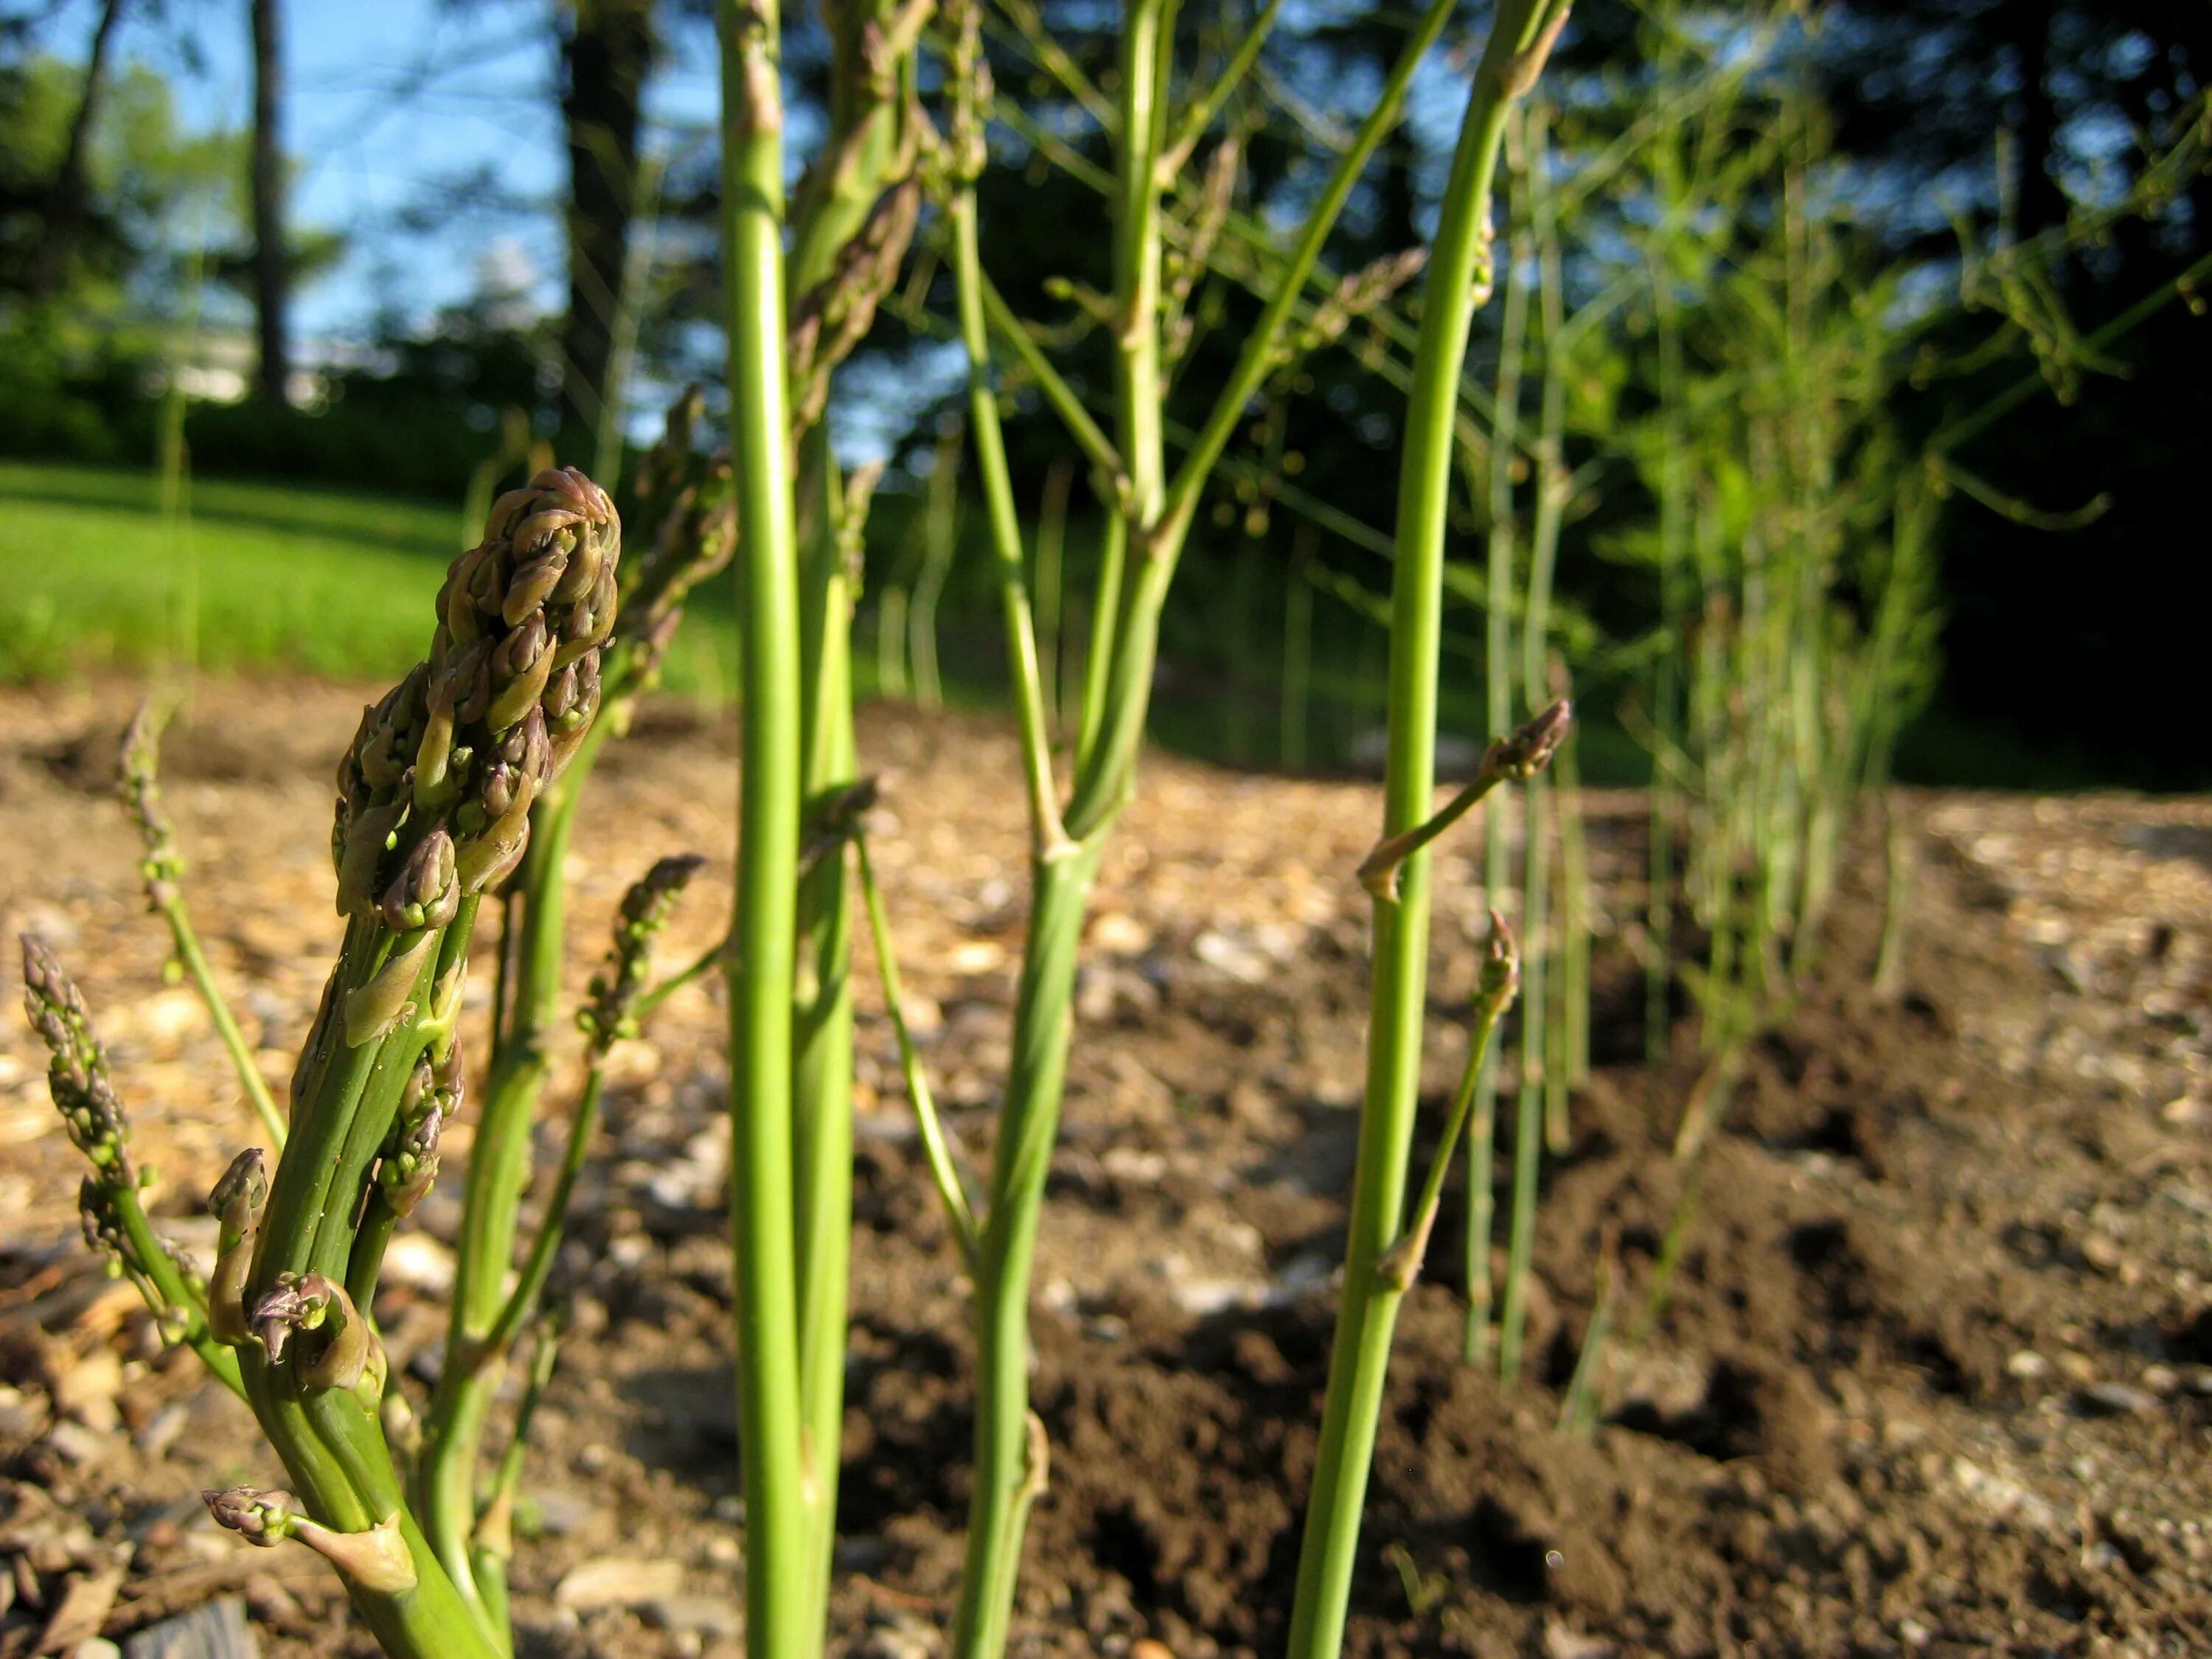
(32, 465), (627, 1659)
(717, 1), (813, 1650)
(412, 406), (731, 1639)
(1284, 6), (1571, 1652)
(931, 0), (1559, 1644)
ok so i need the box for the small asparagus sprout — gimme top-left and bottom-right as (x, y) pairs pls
(1356, 699), (1573, 901)
(580, 855), (708, 1051)
(481, 855), (703, 1367)
(1558, 1242), (1620, 1439)
(1377, 914), (1523, 1291)
(119, 703), (282, 1157)
(249, 1270), (373, 1391)
(205, 1486), (301, 1547)
(78, 1178), (199, 1341)
(24, 936), (246, 1391)
(611, 386), (739, 714)
(22, 935), (132, 1183)
(204, 1489), (417, 1594)
(119, 702), (184, 907)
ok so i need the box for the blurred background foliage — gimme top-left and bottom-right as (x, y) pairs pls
(1, 0), (2207, 785)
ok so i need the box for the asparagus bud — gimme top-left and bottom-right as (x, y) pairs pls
(334, 782), (417, 919)
(377, 1048), (453, 1217)
(21, 936), (133, 1183)
(553, 559), (619, 667)
(580, 855), (706, 1051)
(78, 1177), (131, 1278)
(206, 1150), (268, 1345)
(212, 1148), (268, 1250)
(1478, 907), (1522, 1012)
(205, 1486), (299, 1546)
(1483, 698), (1572, 782)
(378, 827), (460, 932)
(329, 468), (622, 927)
(80, 1177), (203, 1335)
(543, 654), (603, 773)
(487, 612), (556, 732)
(378, 1103), (444, 1218)
(203, 1491), (417, 1593)
(249, 1270), (370, 1388)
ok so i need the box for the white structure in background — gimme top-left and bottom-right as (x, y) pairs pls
(150, 330), (392, 411)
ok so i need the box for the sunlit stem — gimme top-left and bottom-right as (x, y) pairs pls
(1284, 5), (1568, 1653)
(718, 3), (811, 1652)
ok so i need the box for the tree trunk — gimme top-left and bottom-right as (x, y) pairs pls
(560, 0), (653, 435)
(32, 0), (127, 299)
(250, 0), (289, 404)
(2006, 0), (2067, 240)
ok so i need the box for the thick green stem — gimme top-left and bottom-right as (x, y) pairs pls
(240, 916), (501, 1659)
(1283, 6), (1563, 1653)
(719, 4), (812, 1652)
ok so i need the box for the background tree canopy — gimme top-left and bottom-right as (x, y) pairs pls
(1, 0), (2206, 784)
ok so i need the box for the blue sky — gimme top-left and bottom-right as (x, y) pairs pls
(38, 0), (723, 343)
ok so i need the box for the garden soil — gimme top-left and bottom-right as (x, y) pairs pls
(1, 680), (2208, 1658)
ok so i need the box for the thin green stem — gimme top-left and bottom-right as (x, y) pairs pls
(1284, 5), (1565, 1653)
(953, 187), (1068, 848)
(481, 1070), (605, 1361)
(159, 899), (286, 1147)
(1498, 770), (1550, 1385)
(1074, 512), (1126, 774)
(985, 0), (1116, 130)
(1159, 0), (1284, 173)
(855, 838), (979, 1261)
(1035, 460), (1072, 734)
(1154, 0), (1475, 557)
(1472, 131), (1530, 1363)
(981, 277), (1125, 487)
(1378, 974), (1514, 1290)
(1558, 1252), (1617, 1438)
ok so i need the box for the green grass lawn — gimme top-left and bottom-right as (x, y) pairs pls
(1, 461), (462, 681)
(0, 460), (1651, 779)
(0, 462), (740, 697)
